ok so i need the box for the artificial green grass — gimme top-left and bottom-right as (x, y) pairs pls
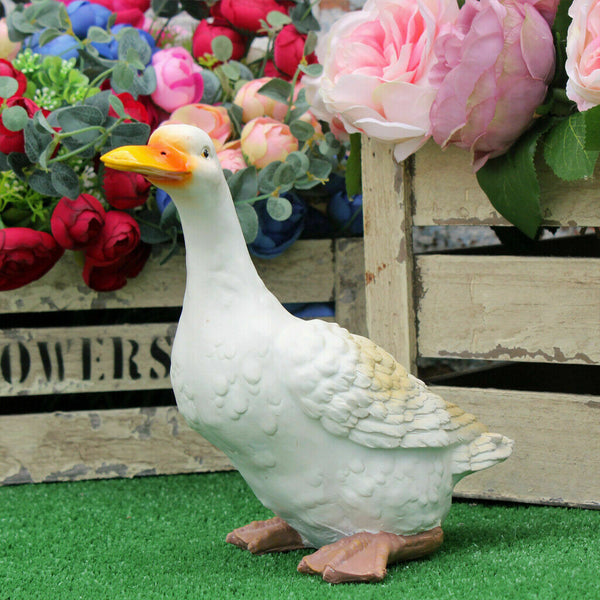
(1, 472), (599, 600)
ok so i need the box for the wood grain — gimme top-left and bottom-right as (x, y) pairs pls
(416, 254), (600, 365)
(0, 239), (336, 314)
(0, 406), (232, 485)
(412, 142), (600, 227)
(361, 136), (417, 372)
(433, 385), (600, 508)
(334, 238), (367, 337)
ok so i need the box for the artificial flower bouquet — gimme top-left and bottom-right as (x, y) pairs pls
(308, 0), (600, 239)
(0, 0), (353, 292)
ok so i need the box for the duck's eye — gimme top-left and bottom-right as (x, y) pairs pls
(202, 147), (210, 159)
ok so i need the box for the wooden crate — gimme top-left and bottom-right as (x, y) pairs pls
(361, 137), (600, 508)
(0, 238), (366, 485)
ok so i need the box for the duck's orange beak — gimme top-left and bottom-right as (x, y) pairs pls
(100, 141), (192, 185)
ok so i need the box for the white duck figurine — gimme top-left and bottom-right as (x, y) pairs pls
(102, 124), (513, 583)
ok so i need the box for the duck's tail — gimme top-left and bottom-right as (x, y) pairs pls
(451, 432), (514, 484)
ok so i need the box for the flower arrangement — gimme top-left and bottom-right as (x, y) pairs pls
(308, 0), (600, 239)
(0, 0), (353, 291)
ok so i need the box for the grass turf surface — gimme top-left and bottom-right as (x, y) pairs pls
(1, 472), (599, 599)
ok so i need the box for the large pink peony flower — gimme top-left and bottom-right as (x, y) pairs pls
(429, 0), (555, 171)
(309, 0), (459, 161)
(566, 0), (600, 110)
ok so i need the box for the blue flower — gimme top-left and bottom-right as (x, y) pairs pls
(327, 191), (363, 236)
(155, 189), (173, 213)
(67, 1), (111, 39)
(248, 194), (306, 259)
(91, 25), (156, 63)
(26, 32), (80, 60)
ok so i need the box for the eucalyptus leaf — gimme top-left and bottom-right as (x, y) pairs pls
(151, 0), (180, 18)
(227, 102), (243, 137)
(477, 123), (547, 239)
(285, 151), (310, 177)
(117, 27), (152, 65)
(7, 10), (39, 41)
(266, 196), (293, 221)
(112, 62), (135, 91)
(228, 166), (258, 201)
(107, 121), (150, 150)
(56, 105), (105, 130)
(229, 61), (254, 81)
(132, 66), (156, 96)
(543, 112), (599, 180)
(304, 31), (318, 56)
(0, 76), (19, 99)
(28, 169), (58, 196)
(160, 200), (180, 230)
(235, 203), (259, 243)
(108, 94), (126, 119)
(38, 27), (62, 47)
(308, 157), (331, 180)
(257, 161), (281, 194)
(200, 70), (223, 105)
(180, 0), (210, 20)
(35, 1), (69, 30)
(125, 47), (146, 71)
(273, 162), (296, 190)
(86, 25), (113, 43)
(51, 162), (80, 199)
(290, 2), (320, 34)
(212, 35), (233, 62)
(266, 10), (292, 27)
(24, 119), (52, 162)
(2, 105), (29, 132)
(85, 89), (112, 120)
(221, 62), (241, 81)
(7, 152), (31, 182)
(290, 120), (314, 142)
(298, 63), (323, 78)
(0, 152), (9, 172)
(258, 78), (292, 104)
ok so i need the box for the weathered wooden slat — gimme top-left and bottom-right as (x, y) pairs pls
(362, 136), (418, 372)
(416, 254), (600, 365)
(0, 323), (176, 396)
(0, 406), (232, 485)
(334, 238), (367, 337)
(0, 239), (336, 314)
(412, 142), (600, 227)
(432, 386), (600, 508)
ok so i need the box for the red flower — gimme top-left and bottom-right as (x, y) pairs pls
(0, 228), (64, 291)
(102, 167), (151, 209)
(0, 59), (26, 98)
(219, 0), (291, 32)
(85, 210), (141, 265)
(83, 0), (149, 26)
(109, 92), (150, 124)
(192, 19), (246, 61)
(83, 241), (151, 291)
(273, 24), (317, 78)
(51, 194), (106, 250)
(0, 98), (41, 154)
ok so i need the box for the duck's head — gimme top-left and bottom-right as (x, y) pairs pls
(100, 123), (223, 197)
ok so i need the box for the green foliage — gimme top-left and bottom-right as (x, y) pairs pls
(345, 133), (362, 198)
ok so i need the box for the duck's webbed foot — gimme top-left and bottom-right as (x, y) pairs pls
(226, 517), (306, 554)
(297, 527), (443, 583)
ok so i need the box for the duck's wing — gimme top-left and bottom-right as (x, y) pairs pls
(278, 319), (488, 450)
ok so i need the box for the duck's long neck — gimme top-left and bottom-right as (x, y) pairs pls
(173, 179), (266, 310)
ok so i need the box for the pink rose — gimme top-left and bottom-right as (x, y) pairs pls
(234, 77), (303, 122)
(51, 194), (106, 250)
(217, 140), (248, 173)
(430, 0), (555, 170)
(0, 20), (20, 60)
(566, 0), (600, 110)
(240, 117), (298, 168)
(168, 103), (233, 149)
(192, 18), (246, 61)
(151, 47), (204, 113)
(310, 0), (458, 162)
(273, 24), (317, 78)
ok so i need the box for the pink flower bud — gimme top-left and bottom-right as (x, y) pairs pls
(168, 103), (233, 149)
(240, 117), (299, 169)
(217, 140), (247, 173)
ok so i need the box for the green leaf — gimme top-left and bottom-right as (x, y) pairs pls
(24, 119), (53, 163)
(290, 2), (320, 34)
(298, 63), (323, 78)
(235, 203), (259, 243)
(290, 120), (314, 142)
(543, 112), (599, 180)
(28, 169), (58, 196)
(226, 102), (243, 137)
(308, 157), (331, 180)
(266, 10), (292, 27)
(117, 27), (152, 66)
(107, 122), (150, 150)
(257, 161), (281, 194)
(0, 76), (19, 99)
(8, 152), (31, 182)
(159, 200), (180, 230)
(228, 166), (258, 201)
(285, 151), (310, 177)
(266, 196), (293, 221)
(132, 66), (156, 97)
(87, 25), (113, 43)
(477, 124), (547, 239)
(56, 105), (105, 131)
(38, 28), (62, 47)
(85, 90), (112, 121)
(220, 62), (241, 81)
(112, 62), (135, 91)
(304, 31), (318, 56)
(258, 79), (292, 105)
(584, 105), (600, 150)
(180, 0), (210, 20)
(2, 106), (29, 132)
(200, 69), (223, 104)
(51, 162), (80, 199)
(212, 35), (233, 62)
(346, 133), (362, 197)
(273, 162), (296, 191)
(151, 0), (180, 18)
(108, 94), (126, 119)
